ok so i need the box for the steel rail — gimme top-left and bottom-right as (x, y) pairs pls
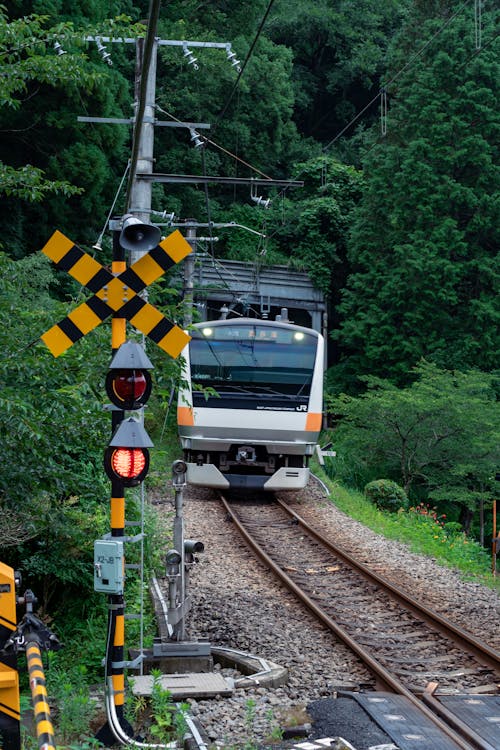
(220, 493), (489, 750)
(275, 497), (500, 673)
(423, 683), (497, 750)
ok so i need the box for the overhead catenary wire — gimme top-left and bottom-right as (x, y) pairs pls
(455, 28), (499, 72)
(200, 147), (215, 255)
(322, 0), (471, 153)
(185, 0), (479, 266)
(211, 0), (276, 137)
(154, 104), (272, 179)
(152, 105), (273, 298)
(149, 2), (288, 287)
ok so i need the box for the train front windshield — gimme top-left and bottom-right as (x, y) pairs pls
(189, 323), (318, 398)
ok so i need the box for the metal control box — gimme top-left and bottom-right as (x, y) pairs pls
(94, 540), (124, 594)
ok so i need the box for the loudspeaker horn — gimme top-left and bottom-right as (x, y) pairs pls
(120, 214), (161, 253)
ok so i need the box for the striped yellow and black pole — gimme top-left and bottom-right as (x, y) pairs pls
(26, 641), (55, 750)
(0, 562), (20, 750)
(108, 474), (126, 725)
(95, 227), (136, 745)
(107, 230), (127, 730)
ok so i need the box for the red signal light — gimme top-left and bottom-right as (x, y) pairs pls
(112, 447), (146, 477)
(104, 446), (150, 486)
(106, 368), (152, 410)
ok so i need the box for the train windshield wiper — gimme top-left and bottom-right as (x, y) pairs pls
(249, 385), (297, 397)
(214, 384), (256, 396)
(236, 385), (309, 398)
(208, 383), (310, 398)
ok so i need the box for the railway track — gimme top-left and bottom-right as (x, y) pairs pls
(220, 492), (500, 750)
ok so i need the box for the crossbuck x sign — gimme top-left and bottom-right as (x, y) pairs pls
(40, 229), (192, 358)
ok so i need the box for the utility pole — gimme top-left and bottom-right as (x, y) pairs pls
(127, 38), (157, 262)
(183, 222), (197, 327)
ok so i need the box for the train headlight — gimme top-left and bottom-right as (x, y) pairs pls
(201, 327), (213, 337)
(293, 332), (305, 341)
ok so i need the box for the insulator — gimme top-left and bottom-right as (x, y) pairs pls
(189, 128), (204, 148)
(226, 49), (241, 72)
(96, 39), (113, 66)
(183, 47), (199, 70)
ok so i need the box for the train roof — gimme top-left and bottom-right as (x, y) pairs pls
(190, 317), (322, 337)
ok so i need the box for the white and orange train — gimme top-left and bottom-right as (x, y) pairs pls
(177, 317), (324, 491)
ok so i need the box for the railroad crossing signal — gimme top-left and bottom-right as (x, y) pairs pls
(103, 341), (154, 487)
(104, 417), (152, 487)
(105, 339), (153, 410)
(40, 228), (192, 357)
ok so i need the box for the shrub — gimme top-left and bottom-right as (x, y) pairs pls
(364, 479), (409, 512)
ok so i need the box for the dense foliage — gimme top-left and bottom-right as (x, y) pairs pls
(0, 251), (109, 611)
(364, 479), (409, 513)
(0, 4), (142, 255)
(332, 2), (499, 387)
(326, 362), (499, 537)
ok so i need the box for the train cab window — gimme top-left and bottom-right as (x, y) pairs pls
(189, 323), (318, 398)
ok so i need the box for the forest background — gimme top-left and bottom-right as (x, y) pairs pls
(0, 0), (498, 624)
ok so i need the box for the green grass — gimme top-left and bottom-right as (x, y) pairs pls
(315, 462), (500, 592)
(147, 406), (184, 490)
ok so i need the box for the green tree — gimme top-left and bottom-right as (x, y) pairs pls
(273, 155), (363, 297)
(0, 6), (140, 257)
(326, 361), (500, 533)
(332, 2), (499, 389)
(0, 247), (184, 611)
(151, 20), (305, 223)
(0, 251), (110, 610)
(267, 0), (405, 147)
(0, 9), (98, 202)
(207, 156), (362, 348)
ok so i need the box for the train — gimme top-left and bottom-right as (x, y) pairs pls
(177, 315), (324, 491)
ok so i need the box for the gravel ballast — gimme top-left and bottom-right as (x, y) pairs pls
(152, 481), (500, 749)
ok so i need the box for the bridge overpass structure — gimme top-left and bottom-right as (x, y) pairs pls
(184, 253), (327, 344)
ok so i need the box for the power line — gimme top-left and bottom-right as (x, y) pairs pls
(383, 0), (471, 89)
(455, 29), (499, 72)
(322, 0), (471, 153)
(154, 104), (272, 178)
(264, 1), (494, 245)
(93, 163), (130, 251)
(200, 147), (215, 256)
(212, 0), (276, 136)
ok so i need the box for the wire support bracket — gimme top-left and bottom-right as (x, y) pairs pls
(103, 532), (145, 543)
(136, 173), (304, 187)
(111, 654), (145, 670)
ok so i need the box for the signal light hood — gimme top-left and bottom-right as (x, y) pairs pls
(109, 417), (153, 449)
(109, 340), (154, 371)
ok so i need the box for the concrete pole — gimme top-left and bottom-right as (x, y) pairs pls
(128, 38), (157, 267)
(183, 223), (197, 327)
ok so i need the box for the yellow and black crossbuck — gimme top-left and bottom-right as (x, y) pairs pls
(40, 229), (192, 358)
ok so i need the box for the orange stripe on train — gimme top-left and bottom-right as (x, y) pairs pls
(305, 412), (322, 431)
(177, 406), (194, 426)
